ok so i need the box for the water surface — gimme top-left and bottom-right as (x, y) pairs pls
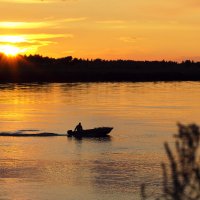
(0, 82), (200, 199)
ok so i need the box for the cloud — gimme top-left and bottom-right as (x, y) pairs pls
(0, 21), (50, 29)
(96, 20), (125, 24)
(0, 34), (72, 43)
(0, 33), (73, 55)
(176, 0), (200, 8)
(95, 20), (127, 29)
(0, 16), (82, 56)
(0, 0), (72, 3)
(61, 17), (87, 23)
(119, 36), (137, 43)
(0, 18), (87, 29)
(0, 35), (26, 43)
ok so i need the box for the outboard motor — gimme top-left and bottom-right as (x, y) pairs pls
(67, 130), (73, 137)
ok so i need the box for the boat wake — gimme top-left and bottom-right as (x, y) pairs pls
(0, 130), (65, 137)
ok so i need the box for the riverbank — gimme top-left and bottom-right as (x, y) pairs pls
(0, 54), (200, 82)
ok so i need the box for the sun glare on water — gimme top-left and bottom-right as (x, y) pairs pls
(0, 45), (21, 56)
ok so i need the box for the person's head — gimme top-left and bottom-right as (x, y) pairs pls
(79, 122), (81, 125)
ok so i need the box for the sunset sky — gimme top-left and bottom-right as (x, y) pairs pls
(0, 0), (199, 60)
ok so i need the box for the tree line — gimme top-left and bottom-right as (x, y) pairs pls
(0, 53), (200, 82)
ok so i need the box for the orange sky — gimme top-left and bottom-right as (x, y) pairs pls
(0, 0), (199, 60)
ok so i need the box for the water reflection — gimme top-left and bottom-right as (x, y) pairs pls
(0, 82), (200, 199)
(67, 135), (112, 143)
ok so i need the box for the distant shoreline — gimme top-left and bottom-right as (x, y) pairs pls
(0, 54), (200, 83)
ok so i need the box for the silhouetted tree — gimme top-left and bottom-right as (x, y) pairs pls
(1, 54), (200, 82)
(141, 124), (200, 200)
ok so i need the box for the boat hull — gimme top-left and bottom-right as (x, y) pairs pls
(67, 127), (113, 138)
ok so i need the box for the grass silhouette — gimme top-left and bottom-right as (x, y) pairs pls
(141, 124), (200, 200)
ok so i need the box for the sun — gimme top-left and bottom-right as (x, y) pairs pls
(0, 45), (21, 56)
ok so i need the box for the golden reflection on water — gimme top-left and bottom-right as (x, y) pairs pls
(1, 82), (200, 131)
(0, 82), (200, 199)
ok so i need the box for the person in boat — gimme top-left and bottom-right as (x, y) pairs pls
(74, 122), (83, 132)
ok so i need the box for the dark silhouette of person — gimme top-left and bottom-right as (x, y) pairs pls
(74, 122), (83, 132)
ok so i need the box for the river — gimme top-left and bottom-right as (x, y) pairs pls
(0, 82), (200, 200)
